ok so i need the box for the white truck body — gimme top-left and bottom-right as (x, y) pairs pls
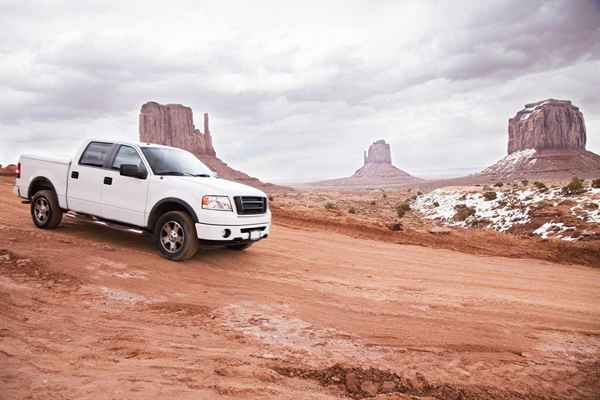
(15, 139), (271, 247)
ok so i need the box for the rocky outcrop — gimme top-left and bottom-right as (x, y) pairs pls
(0, 164), (16, 176)
(310, 140), (421, 189)
(363, 139), (392, 164)
(139, 102), (287, 191)
(139, 102), (216, 156)
(508, 99), (586, 154)
(482, 99), (600, 180)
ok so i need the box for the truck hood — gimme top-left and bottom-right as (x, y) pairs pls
(174, 176), (266, 197)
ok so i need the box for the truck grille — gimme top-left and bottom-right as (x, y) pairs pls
(234, 196), (267, 215)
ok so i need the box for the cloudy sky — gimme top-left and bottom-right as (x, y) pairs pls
(1, 0), (600, 181)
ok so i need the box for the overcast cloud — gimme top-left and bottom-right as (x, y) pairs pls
(1, 0), (600, 181)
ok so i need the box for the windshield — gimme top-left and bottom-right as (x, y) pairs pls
(141, 147), (215, 177)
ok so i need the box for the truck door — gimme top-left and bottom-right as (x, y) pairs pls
(68, 141), (114, 215)
(101, 145), (149, 227)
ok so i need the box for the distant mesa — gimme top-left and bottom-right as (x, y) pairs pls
(481, 99), (600, 179)
(139, 102), (286, 191)
(310, 139), (422, 189)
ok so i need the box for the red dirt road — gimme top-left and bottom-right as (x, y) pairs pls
(1, 178), (599, 399)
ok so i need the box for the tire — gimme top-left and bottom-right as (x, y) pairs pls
(31, 190), (63, 229)
(154, 211), (199, 261)
(226, 243), (253, 251)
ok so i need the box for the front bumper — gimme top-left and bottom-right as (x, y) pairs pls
(195, 221), (270, 242)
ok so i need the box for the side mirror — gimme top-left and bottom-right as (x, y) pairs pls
(120, 164), (147, 179)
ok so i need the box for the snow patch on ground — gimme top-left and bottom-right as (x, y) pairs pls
(414, 185), (600, 241)
(533, 222), (575, 240)
(481, 148), (536, 175)
(414, 189), (530, 231)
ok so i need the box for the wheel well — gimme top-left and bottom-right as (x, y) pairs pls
(28, 177), (56, 199)
(147, 199), (198, 231)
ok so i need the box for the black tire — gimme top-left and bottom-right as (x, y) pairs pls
(154, 211), (199, 261)
(31, 190), (63, 229)
(226, 243), (253, 251)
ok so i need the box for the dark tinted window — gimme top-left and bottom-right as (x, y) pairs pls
(79, 142), (113, 167)
(141, 147), (214, 177)
(112, 146), (145, 172)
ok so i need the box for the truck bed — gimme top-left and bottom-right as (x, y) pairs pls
(16, 154), (71, 208)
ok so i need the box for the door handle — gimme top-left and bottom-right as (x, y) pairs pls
(103, 177), (112, 185)
(71, 171), (79, 179)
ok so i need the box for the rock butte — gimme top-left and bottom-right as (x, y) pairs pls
(482, 99), (600, 179)
(311, 139), (421, 189)
(139, 102), (286, 191)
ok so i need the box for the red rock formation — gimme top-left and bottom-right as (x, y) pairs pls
(311, 140), (422, 189)
(482, 99), (600, 180)
(508, 99), (586, 154)
(363, 139), (392, 164)
(139, 102), (287, 191)
(0, 164), (16, 176)
(139, 102), (215, 156)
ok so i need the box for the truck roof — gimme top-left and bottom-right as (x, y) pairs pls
(83, 139), (177, 150)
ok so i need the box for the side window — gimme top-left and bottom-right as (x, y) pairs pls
(112, 146), (146, 172)
(79, 142), (114, 167)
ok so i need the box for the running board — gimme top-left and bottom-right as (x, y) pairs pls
(65, 212), (146, 235)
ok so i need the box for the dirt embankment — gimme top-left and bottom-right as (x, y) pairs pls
(272, 206), (600, 268)
(1, 176), (600, 399)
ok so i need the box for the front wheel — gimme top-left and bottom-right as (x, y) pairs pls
(31, 190), (63, 229)
(155, 211), (199, 261)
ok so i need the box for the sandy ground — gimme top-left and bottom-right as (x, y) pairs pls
(1, 177), (599, 400)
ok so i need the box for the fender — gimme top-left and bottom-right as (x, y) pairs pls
(147, 197), (199, 230)
(27, 176), (57, 199)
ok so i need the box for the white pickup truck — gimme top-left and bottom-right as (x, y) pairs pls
(14, 139), (271, 261)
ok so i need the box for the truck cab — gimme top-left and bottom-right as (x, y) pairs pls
(15, 139), (271, 261)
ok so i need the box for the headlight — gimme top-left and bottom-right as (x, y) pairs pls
(202, 195), (233, 211)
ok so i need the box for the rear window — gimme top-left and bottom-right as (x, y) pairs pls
(79, 142), (113, 167)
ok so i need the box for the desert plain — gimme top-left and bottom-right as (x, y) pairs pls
(1, 173), (599, 400)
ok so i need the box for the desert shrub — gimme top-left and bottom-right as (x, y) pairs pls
(396, 201), (411, 218)
(533, 181), (547, 191)
(382, 192), (387, 199)
(493, 182), (504, 188)
(562, 177), (585, 195)
(483, 185), (491, 191)
(432, 201), (440, 207)
(454, 204), (475, 221)
(268, 195), (274, 202)
(417, 191), (423, 196)
(483, 191), (497, 201)
(387, 222), (402, 231)
(324, 202), (337, 210)
(348, 207), (357, 214)
(370, 200), (376, 206)
(521, 180), (529, 186)
(459, 194), (467, 201)
(592, 178), (600, 189)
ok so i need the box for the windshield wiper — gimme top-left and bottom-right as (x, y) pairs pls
(157, 171), (211, 177)
(156, 171), (190, 176)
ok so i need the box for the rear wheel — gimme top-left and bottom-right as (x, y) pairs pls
(155, 211), (199, 261)
(226, 243), (253, 251)
(31, 190), (63, 229)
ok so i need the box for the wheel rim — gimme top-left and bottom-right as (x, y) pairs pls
(34, 197), (50, 224)
(160, 220), (185, 253)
